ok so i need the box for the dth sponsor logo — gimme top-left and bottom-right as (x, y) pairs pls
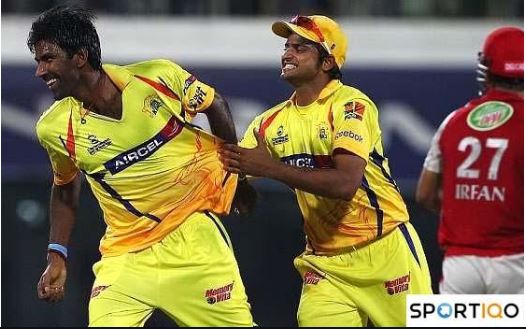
(335, 130), (363, 142)
(87, 134), (112, 155)
(384, 273), (410, 295)
(303, 271), (324, 285)
(90, 285), (110, 298)
(205, 282), (234, 304)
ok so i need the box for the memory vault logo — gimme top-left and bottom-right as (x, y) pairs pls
(407, 295), (524, 327)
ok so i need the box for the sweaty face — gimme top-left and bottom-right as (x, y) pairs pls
(280, 33), (323, 84)
(33, 41), (80, 100)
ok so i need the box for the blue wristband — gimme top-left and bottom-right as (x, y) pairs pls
(48, 243), (68, 259)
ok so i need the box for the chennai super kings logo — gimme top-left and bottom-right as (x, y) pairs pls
(317, 122), (330, 140)
(143, 95), (163, 118)
(344, 101), (366, 121)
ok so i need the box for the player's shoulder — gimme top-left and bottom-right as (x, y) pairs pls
(123, 59), (184, 77)
(256, 99), (290, 121)
(335, 84), (377, 109)
(36, 97), (80, 139)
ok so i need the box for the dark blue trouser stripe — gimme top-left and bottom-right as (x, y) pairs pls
(361, 176), (384, 237)
(398, 223), (421, 267)
(90, 173), (161, 223)
(204, 211), (230, 248)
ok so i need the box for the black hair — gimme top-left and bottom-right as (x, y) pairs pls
(488, 74), (523, 91)
(27, 5), (102, 70)
(313, 43), (342, 80)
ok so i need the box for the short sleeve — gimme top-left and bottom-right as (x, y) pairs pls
(36, 124), (79, 185)
(423, 111), (456, 173)
(331, 99), (374, 161)
(238, 116), (263, 149)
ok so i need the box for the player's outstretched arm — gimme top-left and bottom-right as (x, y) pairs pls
(37, 174), (81, 302)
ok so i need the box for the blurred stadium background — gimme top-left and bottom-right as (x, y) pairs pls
(1, 0), (523, 326)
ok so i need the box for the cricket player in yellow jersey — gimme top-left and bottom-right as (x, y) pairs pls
(29, 6), (256, 327)
(221, 15), (432, 326)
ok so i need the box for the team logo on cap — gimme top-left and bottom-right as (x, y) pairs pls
(344, 101), (366, 121)
(467, 101), (514, 131)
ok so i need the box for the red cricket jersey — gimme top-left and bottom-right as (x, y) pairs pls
(437, 88), (523, 257)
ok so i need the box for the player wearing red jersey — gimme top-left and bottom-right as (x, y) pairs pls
(416, 26), (523, 294)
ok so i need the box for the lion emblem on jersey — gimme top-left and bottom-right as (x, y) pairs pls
(143, 95), (163, 118)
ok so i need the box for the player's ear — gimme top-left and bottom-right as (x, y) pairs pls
(74, 48), (89, 69)
(322, 56), (337, 73)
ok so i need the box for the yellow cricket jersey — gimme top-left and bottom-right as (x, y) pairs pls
(240, 80), (409, 255)
(36, 59), (237, 257)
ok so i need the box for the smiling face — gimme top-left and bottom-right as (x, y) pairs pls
(33, 40), (82, 100)
(281, 33), (329, 86)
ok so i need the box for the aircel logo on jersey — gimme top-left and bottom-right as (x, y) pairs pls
(335, 130), (363, 143)
(142, 95), (163, 118)
(104, 116), (183, 175)
(271, 125), (289, 145)
(467, 101), (514, 131)
(205, 282), (234, 304)
(87, 134), (112, 155)
(281, 154), (333, 169)
(281, 154), (315, 168)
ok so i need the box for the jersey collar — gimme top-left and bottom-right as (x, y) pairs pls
(288, 79), (343, 105)
(102, 64), (134, 91)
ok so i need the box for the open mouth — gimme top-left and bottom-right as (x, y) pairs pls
(282, 63), (297, 73)
(46, 78), (58, 88)
(45, 78), (58, 89)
